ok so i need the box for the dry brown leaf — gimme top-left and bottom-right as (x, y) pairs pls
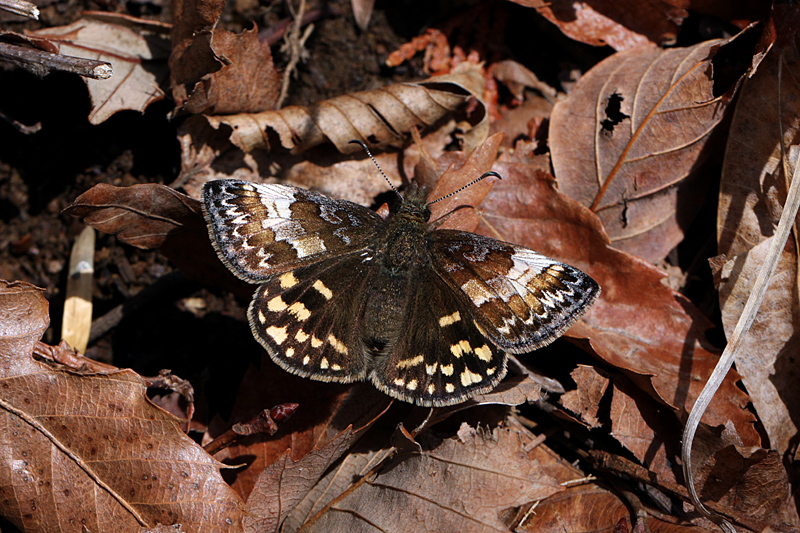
(207, 354), (392, 500)
(426, 132), (503, 230)
(30, 13), (170, 124)
(299, 424), (563, 532)
(64, 183), (248, 295)
(550, 37), (743, 262)
(0, 280), (245, 531)
(169, 0), (224, 99)
(509, 0), (687, 50)
(694, 443), (792, 527)
(182, 63), (488, 157)
(244, 427), (355, 533)
(283, 437), (394, 532)
(559, 365), (609, 428)
(351, 0), (375, 30)
(714, 4), (800, 454)
(169, 0), (280, 114)
(181, 27), (280, 115)
(484, 150), (758, 443)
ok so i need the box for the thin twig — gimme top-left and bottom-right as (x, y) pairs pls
(276, 0), (313, 108)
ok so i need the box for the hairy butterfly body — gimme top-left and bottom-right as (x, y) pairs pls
(202, 178), (599, 406)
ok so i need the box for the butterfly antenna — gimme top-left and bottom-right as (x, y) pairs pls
(427, 171), (502, 206)
(349, 140), (400, 198)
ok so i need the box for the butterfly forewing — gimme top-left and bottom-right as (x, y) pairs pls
(247, 253), (373, 382)
(369, 272), (507, 407)
(203, 180), (383, 282)
(431, 230), (600, 354)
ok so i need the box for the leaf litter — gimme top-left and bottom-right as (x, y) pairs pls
(2, 0), (800, 532)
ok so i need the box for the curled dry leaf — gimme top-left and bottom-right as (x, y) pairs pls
(550, 36), (745, 262)
(64, 183), (248, 295)
(485, 152), (758, 443)
(184, 63), (488, 156)
(508, 0), (687, 50)
(30, 13), (171, 124)
(299, 424), (563, 532)
(714, 4), (800, 454)
(0, 280), (245, 531)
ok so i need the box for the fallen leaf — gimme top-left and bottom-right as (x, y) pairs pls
(182, 63), (488, 156)
(484, 150), (758, 443)
(64, 183), (248, 294)
(351, 0), (375, 30)
(207, 356), (392, 500)
(713, 4), (800, 454)
(0, 280), (245, 531)
(550, 36), (746, 262)
(30, 13), (171, 124)
(509, 0), (687, 50)
(300, 424), (563, 532)
(559, 364), (609, 428)
(180, 27), (280, 115)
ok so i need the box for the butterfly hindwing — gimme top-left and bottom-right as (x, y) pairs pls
(431, 230), (600, 354)
(369, 272), (507, 406)
(248, 253), (373, 382)
(203, 180), (383, 282)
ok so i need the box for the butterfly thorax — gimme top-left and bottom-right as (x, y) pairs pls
(381, 183), (432, 276)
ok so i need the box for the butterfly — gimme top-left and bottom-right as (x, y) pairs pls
(202, 162), (600, 407)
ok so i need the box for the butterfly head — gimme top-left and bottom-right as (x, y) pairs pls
(395, 181), (432, 223)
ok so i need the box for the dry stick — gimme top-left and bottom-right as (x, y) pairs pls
(681, 148), (800, 533)
(0, 42), (112, 79)
(0, 0), (39, 19)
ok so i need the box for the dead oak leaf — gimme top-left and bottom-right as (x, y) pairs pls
(64, 183), (248, 295)
(299, 425), (563, 532)
(182, 63), (488, 158)
(30, 13), (170, 125)
(0, 280), (245, 531)
(714, 3), (800, 455)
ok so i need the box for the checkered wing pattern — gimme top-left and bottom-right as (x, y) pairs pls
(203, 180), (383, 283)
(431, 230), (600, 354)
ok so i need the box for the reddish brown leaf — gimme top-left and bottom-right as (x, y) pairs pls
(30, 14), (170, 124)
(509, 0), (687, 50)
(64, 183), (248, 294)
(695, 445), (792, 527)
(559, 365), (609, 428)
(300, 425), (563, 532)
(173, 26), (280, 115)
(207, 354), (392, 500)
(550, 37), (744, 262)
(481, 151), (758, 443)
(0, 280), (245, 531)
(427, 132), (503, 230)
(714, 4), (800, 453)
